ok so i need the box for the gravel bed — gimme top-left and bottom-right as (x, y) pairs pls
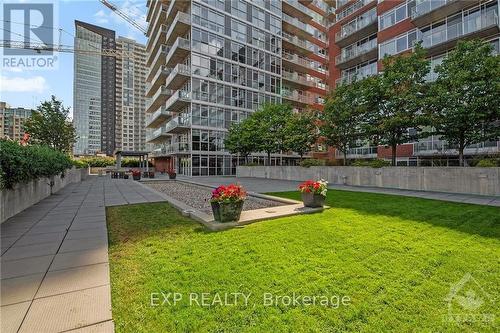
(145, 181), (285, 214)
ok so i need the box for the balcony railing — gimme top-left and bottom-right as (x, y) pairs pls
(283, 13), (317, 36)
(165, 115), (191, 133)
(165, 63), (191, 88)
(335, 146), (378, 158)
(413, 140), (500, 155)
(152, 142), (191, 156)
(284, 0), (315, 19)
(411, 0), (451, 20)
(419, 11), (499, 49)
(335, 38), (377, 65)
(336, 0), (373, 22)
(146, 127), (169, 143)
(282, 71), (327, 90)
(146, 108), (174, 128)
(336, 7), (377, 41)
(165, 37), (191, 66)
(282, 90), (316, 104)
(336, 62), (377, 85)
(165, 11), (190, 44)
(282, 51), (315, 69)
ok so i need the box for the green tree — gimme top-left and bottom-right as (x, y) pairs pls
(364, 45), (430, 166)
(320, 80), (366, 166)
(427, 39), (500, 166)
(224, 119), (258, 164)
(251, 103), (293, 165)
(23, 96), (76, 154)
(284, 110), (318, 160)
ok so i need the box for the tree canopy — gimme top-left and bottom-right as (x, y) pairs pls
(23, 96), (76, 154)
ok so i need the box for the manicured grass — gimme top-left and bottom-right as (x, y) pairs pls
(107, 190), (500, 332)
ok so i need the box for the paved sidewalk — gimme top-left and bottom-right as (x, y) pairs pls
(0, 177), (165, 333)
(188, 176), (500, 207)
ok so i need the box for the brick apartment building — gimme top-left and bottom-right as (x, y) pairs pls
(0, 102), (33, 142)
(323, 0), (500, 165)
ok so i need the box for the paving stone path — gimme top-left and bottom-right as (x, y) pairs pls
(0, 176), (165, 333)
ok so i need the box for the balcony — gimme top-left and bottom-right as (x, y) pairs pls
(165, 11), (190, 45)
(335, 8), (377, 47)
(147, 3), (167, 37)
(282, 71), (327, 90)
(146, 45), (168, 81)
(165, 0), (190, 24)
(413, 140), (500, 156)
(419, 10), (500, 57)
(282, 13), (317, 40)
(335, 38), (377, 69)
(336, 0), (373, 22)
(336, 146), (378, 159)
(282, 51), (317, 73)
(165, 37), (191, 68)
(146, 65), (169, 98)
(146, 86), (174, 114)
(165, 115), (191, 134)
(152, 142), (191, 156)
(282, 90), (316, 106)
(165, 64), (190, 90)
(165, 89), (191, 113)
(146, 24), (167, 58)
(146, 127), (170, 144)
(283, 0), (314, 22)
(282, 31), (312, 56)
(146, 107), (174, 129)
(411, 0), (477, 27)
(335, 62), (377, 86)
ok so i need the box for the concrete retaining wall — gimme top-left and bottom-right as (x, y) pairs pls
(237, 166), (500, 196)
(0, 167), (89, 223)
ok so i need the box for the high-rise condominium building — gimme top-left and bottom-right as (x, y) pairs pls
(115, 37), (148, 152)
(326, 0), (499, 165)
(73, 21), (116, 156)
(145, 0), (330, 176)
(0, 102), (33, 141)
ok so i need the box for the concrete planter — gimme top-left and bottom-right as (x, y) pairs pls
(301, 192), (325, 208)
(211, 200), (244, 223)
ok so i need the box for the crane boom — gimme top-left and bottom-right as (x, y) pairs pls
(99, 0), (147, 35)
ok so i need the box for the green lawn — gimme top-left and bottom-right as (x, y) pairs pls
(107, 190), (500, 332)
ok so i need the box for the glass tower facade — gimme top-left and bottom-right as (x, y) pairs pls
(146, 0), (330, 176)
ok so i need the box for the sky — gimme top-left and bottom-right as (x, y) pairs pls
(0, 0), (147, 117)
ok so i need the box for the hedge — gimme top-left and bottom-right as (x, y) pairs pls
(0, 140), (73, 190)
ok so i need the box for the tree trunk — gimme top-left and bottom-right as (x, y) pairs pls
(267, 152), (271, 166)
(458, 146), (465, 167)
(391, 144), (397, 166)
(343, 153), (347, 166)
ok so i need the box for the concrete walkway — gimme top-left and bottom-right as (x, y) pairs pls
(0, 177), (165, 333)
(188, 176), (500, 207)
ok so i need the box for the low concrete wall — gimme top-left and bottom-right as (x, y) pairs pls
(0, 167), (89, 223)
(237, 166), (500, 196)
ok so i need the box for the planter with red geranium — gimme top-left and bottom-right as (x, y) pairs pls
(131, 169), (141, 181)
(167, 168), (176, 180)
(298, 179), (328, 208)
(210, 184), (246, 223)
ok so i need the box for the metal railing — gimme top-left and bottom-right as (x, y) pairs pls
(336, 0), (373, 22)
(335, 62), (377, 85)
(146, 108), (174, 128)
(411, 0), (451, 19)
(336, 38), (377, 64)
(413, 140), (500, 155)
(165, 63), (191, 87)
(335, 146), (378, 157)
(336, 7), (377, 41)
(165, 89), (191, 110)
(419, 11), (499, 49)
(165, 115), (191, 133)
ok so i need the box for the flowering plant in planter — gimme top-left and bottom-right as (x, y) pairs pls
(167, 168), (176, 179)
(131, 168), (141, 180)
(210, 184), (246, 222)
(298, 179), (328, 207)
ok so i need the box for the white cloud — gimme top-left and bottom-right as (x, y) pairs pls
(0, 75), (48, 93)
(93, 0), (147, 40)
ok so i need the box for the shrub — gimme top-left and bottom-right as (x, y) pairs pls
(300, 159), (325, 168)
(72, 159), (88, 169)
(476, 159), (497, 167)
(79, 156), (115, 167)
(0, 139), (73, 189)
(351, 159), (391, 168)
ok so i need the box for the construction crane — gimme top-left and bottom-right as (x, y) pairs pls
(0, 40), (136, 58)
(99, 0), (147, 35)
